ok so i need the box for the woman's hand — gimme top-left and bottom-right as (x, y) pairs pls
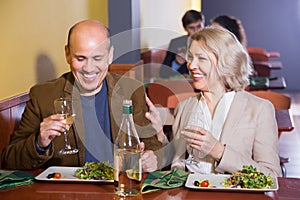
(145, 96), (163, 133)
(182, 125), (225, 161)
(145, 96), (167, 144)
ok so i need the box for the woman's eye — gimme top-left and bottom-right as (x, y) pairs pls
(187, 54), (193, 62)
(197, 56), (206, 60)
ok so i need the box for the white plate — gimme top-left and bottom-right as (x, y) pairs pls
(35, 166), (114, 183)
(185, 173), (278, 192)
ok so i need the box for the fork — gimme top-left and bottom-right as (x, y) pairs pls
(150, 169), (174, 185)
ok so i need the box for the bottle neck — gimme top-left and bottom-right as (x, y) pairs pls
(123, 105), (132, 115)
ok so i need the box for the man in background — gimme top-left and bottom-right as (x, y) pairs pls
(160, 10), (205, 78)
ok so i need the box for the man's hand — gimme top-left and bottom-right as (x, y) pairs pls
(140, 142), (158, 172)
(175, 47), (186, 65)
(38, 114), (68, 147)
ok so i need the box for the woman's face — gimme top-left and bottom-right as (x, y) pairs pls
(187, 41), (222, 91)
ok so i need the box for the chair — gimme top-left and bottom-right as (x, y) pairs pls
(147, 80), (194, 107)
(141, 45), (167, 65)
(141, 45), (168, 82)
(108, 60), (144, 82)
(247, 47), (280, 62)
(0, 92), (29, 168)
(166, 92), (196, 108)
(249, 90), (291, 177)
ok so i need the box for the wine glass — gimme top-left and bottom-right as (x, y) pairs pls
(182, 101), (206, 165)
(54, 98), (78, 155)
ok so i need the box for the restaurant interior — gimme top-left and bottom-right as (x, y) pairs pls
(1, 0), (300, 199)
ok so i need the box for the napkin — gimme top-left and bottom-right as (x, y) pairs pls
(249, 77), (269, 87)
(141, 168), (189, 194)
(0, 170), (35, 189)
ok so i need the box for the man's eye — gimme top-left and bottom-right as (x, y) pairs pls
(77, 57), (85, 62)
(93, 56), (104, 62)
(93, 57), (102, 61)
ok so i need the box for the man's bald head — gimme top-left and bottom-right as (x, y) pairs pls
(67, 20), (110, 50)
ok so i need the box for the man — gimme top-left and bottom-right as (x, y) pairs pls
(160, 10), (205, 78)
(1, 20), (162, 172)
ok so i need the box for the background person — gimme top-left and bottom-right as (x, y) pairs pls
(160, 10), (205, 78)
(210, 15), (248, 47)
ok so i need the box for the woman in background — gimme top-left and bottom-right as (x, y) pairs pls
(210, 15), (247, 47)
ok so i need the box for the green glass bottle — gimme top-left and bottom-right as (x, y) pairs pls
(114, 99), (142, 197)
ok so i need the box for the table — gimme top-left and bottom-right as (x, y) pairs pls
(157, 107), (294, 133)
(0, 176), (299, 200)
(253, 61), (283, 70)
(275, 109), (294, 132)
(252, 61), (283, 77)
(248, 77), (286, 91)
(269, 77), (286, 89)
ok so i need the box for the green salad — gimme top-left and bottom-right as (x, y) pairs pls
(222, 165), (274, 189)
(75, 162), (114, 180)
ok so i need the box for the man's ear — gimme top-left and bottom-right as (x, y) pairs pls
(65, 45), (71, 64)
(108, 45), (114, 65)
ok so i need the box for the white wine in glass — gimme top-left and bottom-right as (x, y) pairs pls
(54, 98), (78, 155)
(182, 101), (206, 165)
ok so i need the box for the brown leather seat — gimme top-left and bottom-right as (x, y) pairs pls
(0, 92), (29, 168)
(166, 92), (196, 108)
(247, 47), (280, 62)
(147, 80), (194, 107)
(108, 60), (144, 82)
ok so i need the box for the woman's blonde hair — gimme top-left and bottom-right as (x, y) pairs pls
(189, 26), (253, 91)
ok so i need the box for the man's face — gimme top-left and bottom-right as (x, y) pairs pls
(65, 34), (113, 95)
(185, 20), (204, 36)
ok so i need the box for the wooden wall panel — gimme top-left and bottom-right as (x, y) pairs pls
(0, 93), (29, 168)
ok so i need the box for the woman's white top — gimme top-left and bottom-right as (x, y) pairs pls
(186, 91), (236, 174)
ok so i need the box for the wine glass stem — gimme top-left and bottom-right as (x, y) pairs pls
(189, 148), (194, 163)
(63, 131), (72, 150)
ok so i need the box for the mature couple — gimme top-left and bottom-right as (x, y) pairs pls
(1, 19), (280, 177)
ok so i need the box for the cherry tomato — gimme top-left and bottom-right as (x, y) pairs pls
(54, 173), (61, 179)
(200, 180), (209, 187)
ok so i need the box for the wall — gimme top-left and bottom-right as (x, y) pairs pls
(140, 0), (201, 50)
(108, 0), (141, 63)
(202, 0), (300, 91)
(0, 0), (108, 100)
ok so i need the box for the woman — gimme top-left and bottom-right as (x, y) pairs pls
(147, 26), (280, 177)
(210, 15), (247, 47)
